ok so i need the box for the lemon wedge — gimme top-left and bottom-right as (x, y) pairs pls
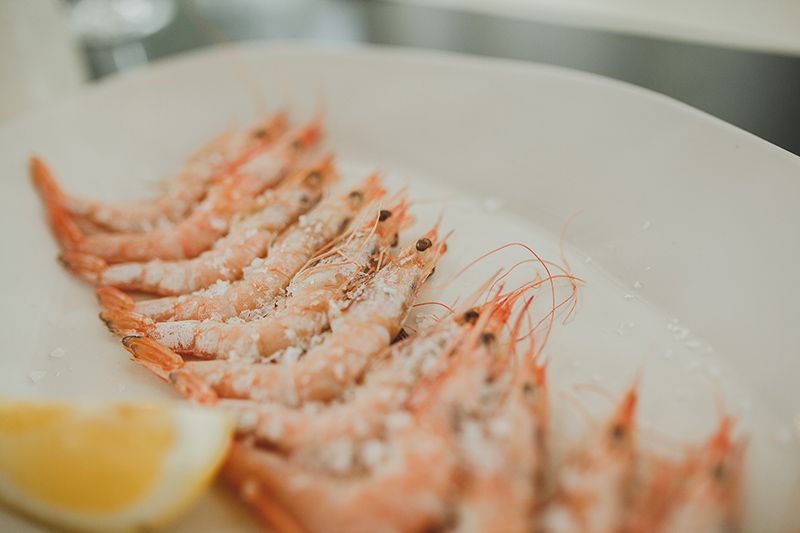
(0, 401), (232, 532)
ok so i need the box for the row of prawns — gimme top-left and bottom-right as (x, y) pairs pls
(31, 112), (745, 533)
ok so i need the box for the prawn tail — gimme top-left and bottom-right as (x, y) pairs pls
(222, 445), (307, 533)
(99, 308), (154, 337)
(96, 285), (135, 312)
(169, 368), (220, 404)
(29, 156), (64, 202)
(59, 251), (106, 283)
(122, 335), (184, 378)
(45, 195), (83, 251)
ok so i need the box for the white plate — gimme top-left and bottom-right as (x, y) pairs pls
(1, 42), (798, 532)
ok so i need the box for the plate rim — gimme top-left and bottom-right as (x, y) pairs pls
(2, 39), (797, 164)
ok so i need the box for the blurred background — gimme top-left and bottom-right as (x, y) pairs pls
(3, 0), (800, 154)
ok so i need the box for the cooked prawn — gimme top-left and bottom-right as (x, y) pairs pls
(211, 311), (473, 451)
(101, 174), (384, 324)
(136, 277), (509, 450)
(30, 113), (289, 233)
(657, 417), (745, 533)
(138, 199), (409, 358)
(543, 382), (639, 533)
(454, 356), (547, 533)
(170, 228), (446, 405)
(222, 416), (457, 533)
(447, 289), (548, 533)
(39, 120), (320, 262)
(59, 157), (336, 295)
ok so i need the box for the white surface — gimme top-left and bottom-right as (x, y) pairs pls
(393, 0), (800, 55)
(0, 42), (798, 531)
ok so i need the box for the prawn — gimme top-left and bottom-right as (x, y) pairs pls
(30, 112), (288, 233)
(209, 309), (476, 451)
(220, 309), (510, 533)
(656, 417), (745, 533)
(101, 174), (384, 324)
(222, 415), (457, 533)
(154, 280), (501, 449)
(451, 294), (549, 533)
(135, 199), (410, 358)
(193, 279), (522, 453)
(170, 228), (446, 405)
(454, 356), (547, 533)
(59, 157), (336, 295)
(38, 120), (320, 262)
(543, 382), (640, 533)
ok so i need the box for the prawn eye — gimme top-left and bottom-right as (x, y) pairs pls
(391, 328), (409, 344)
(462, 309), (479, 323)
(305, 171), (323, 184)
(379, 209), (392, 222)
(480, 332), (495, 345)
(253, 128), (268, 138)
(390, 232), (399, 247)
(348, 190), (364, 204)
(610, 423), (626, 441)
(416, 238), (432, 252)
(712, 463), (726, 481)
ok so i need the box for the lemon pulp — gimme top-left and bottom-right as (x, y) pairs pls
(0, 403), (174, 513)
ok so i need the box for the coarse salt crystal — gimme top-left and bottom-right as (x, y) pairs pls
(361, 439), (385, 468)
(209, 217), (227, 231)
(238, 410), (258, 429)
(667, 321), (690, 341)
(641, 220), (651, 230)
(28, 370), (46, 383)
(633, 280), (643, 290)
(326, 440), (354, 473)
(49, 347), (65, 358)
(385, 411), (412, 430)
